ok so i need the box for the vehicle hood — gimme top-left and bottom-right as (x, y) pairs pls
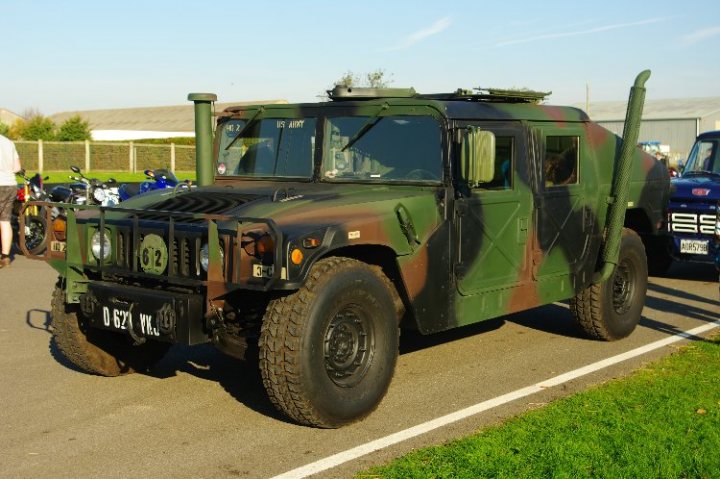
(670, 175), (720, 202)
(115, 181), (442, 251)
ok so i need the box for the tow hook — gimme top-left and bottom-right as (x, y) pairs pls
(206, 300), (225, 343)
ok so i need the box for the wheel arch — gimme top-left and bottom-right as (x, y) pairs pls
(318, 244), (413, 328)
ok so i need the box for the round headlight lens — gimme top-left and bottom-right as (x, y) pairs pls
(91, 229), (112, 260)
(93, 188), (107, 203)
(200, 242), (224, 272)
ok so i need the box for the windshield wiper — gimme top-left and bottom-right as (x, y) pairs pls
(225, 107), (264, 150)
(341, 104), (388, 152)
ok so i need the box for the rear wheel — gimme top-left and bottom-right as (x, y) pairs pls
(259, 257), (399, 428)
(51, 283), (170, 376)
(571, 228), (647, 340)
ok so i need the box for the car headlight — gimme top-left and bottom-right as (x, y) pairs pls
(200, 242), (224, 272)
(90, 229), (112, 260)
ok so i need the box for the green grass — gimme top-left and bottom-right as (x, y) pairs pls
(26, 171), (196, 184)
(360, 335), (720, 479)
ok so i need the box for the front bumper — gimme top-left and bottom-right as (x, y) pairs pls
(80, 282), (207, 345)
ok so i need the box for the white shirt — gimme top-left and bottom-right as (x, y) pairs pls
(0, 135), (21, 186)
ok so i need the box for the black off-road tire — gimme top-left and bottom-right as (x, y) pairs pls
(51, 283), (170, 376)
(570, 228), (648, 341)
(259, 257), (400, 428)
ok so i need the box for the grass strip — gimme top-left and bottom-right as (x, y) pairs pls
(360, 335), (720, 479)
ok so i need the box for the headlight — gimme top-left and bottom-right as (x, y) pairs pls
(200, 242), (224, 272)
(90, 229), (112, 260)
(93, 188), (107, 203)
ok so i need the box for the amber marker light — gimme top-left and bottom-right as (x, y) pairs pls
(291, 248), (304, 265)
(53, 218), (67, 241)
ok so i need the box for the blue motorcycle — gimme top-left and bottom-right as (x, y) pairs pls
(118, 169), (186, 201)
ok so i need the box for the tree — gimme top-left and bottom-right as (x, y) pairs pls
(0, 122), (8, 137)
(17, 114), (56, 141)
(56, 115), (92, 141)
(320, 69), (393, 99)
(335, 69), (392, 88)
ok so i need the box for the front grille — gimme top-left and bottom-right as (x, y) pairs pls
(75, 203), (283, 291)
(172, 237), (196, 277)
(667, 212), (715, 235)
(110, 226), (204, 279)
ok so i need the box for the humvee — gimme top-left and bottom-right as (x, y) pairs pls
(24, 71), (669, 428)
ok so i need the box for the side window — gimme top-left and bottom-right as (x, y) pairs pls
(480, 136), (513, 190)
(544, 136), (578, 187)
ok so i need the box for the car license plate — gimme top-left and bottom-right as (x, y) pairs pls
(50, 241), (66, 252)
(100, 306), (160, 337)
(679, 239), (709, 255)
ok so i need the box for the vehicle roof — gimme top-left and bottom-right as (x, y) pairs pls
(221, 98), (590, 124)
(697, 130), (720, 140)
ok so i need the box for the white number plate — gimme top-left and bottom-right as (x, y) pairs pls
(101, 306), (160, 337)
(679, 239), (709, 255)
(50, 241), (66, 252)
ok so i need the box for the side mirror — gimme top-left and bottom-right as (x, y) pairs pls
(461, 127), (495, 187)
(70, 166), (81, 174)
(107, 178), (117, 184)
(144, 169), (155, 178)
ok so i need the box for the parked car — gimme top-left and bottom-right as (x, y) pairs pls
(663, 131), (720, 272)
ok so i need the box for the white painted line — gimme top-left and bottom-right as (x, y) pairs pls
(271, 320), (720, 479)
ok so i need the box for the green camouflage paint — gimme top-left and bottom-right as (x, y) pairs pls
(19, 73), (670, 425)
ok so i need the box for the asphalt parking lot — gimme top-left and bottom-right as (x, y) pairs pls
(0, 255), (718, 479)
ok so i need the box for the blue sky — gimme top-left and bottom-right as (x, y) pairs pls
(3, 0), (719, 115)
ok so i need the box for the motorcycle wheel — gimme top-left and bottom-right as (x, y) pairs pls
(14, 213), (48, 255)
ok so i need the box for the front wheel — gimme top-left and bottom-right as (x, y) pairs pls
(570, 228), (647, 341)
(259, 257), (400, 428)
(51, 283), (170, 376)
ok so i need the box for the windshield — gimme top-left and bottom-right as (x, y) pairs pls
(684, 138), (719, 175)
(322, 115), (442, 182)
(216, 118), (316, 178)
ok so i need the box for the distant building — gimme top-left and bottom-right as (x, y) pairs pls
(49, 100), (287, 141)
(0, 108), (23, 127)
(578, 97), (720, 162)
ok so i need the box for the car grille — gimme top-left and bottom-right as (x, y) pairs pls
(667, 212), (715, 235)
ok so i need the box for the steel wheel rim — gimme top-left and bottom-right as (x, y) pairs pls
(612, 258), (635, 315)
(323, 304), (374, 388)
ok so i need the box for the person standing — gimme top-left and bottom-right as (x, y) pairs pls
(0, 134), (21, 268)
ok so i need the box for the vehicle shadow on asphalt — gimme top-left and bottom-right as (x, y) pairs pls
(503, 303), (588, 340)
(643, 282), (720, 343)
(152, 344), (290, 424)
(25, 308), (93, 373)
(399, 317), (506, 354)
(26, 308), (51, 332)
(651, 261), (718, 282)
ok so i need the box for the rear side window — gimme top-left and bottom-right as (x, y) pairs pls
(544, 136), (578, 187)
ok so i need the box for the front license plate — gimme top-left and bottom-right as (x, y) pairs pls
(84, 282), (206, 345)
(680, 239), (709, 255)
(100, 306), (161, 337)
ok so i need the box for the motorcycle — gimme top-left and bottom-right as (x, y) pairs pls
(12, 170), (50, 255)
(118, 168), (186, 201)
(48, 165), (120, 209)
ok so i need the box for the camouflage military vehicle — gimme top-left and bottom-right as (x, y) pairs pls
(24, 71), (668, 428)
